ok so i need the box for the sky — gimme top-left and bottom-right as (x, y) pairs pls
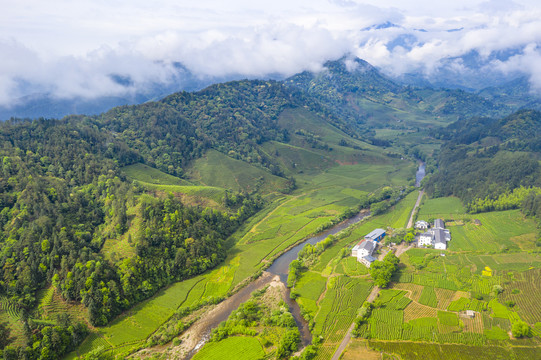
(1, 0), (541, 105)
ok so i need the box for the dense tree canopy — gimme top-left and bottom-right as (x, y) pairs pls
(426, 110), (541, 204)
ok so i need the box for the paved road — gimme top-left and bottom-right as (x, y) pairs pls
(406, 190), (424, 229)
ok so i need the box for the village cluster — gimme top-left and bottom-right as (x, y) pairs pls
(351, 219), (451, 267)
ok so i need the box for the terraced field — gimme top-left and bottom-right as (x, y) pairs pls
(313, 277), (372, 360)
(499, 268), (541, 323)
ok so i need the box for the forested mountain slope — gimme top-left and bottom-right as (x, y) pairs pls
(425, 109), (541, 204)
(0, 71), (393, 358)
(284, 58), (511, 131)
(1, 57), (540, 359)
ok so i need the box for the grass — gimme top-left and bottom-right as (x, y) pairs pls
(278, 108), (375, 151)
(341, 339), (382, 360)
(136, 183), (226, 204)
(261, 140), (336, 175)
(192, 336), (264, 360)
(336, 256), (370, 276)
(101, 202), (139, 261)
(122, 163), (193, 186)
(121, 162), (227, 205)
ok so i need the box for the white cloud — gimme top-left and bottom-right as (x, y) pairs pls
(1, 0), (541, 105)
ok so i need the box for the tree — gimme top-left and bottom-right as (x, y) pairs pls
(276, 328), (300, 359)
(369, 252), (399, 288)
(512, 321), (531, 338)
(404, 233), (415, 243)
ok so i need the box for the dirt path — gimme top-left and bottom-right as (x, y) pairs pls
(406, 190), (424, 229)
(394, 243), (413, 258)
(330, 242), (412, 360)
(331, 322), (356, 360)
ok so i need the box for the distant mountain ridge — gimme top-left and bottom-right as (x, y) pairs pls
(2, 56), (539, 121)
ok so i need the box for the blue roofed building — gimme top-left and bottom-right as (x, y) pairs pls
(364, 228), (386, 242)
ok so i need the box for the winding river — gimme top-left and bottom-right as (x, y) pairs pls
(185, 163), (426, 358)
(184, 210), (371, 359)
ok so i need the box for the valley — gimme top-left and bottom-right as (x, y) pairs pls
(0, 57), (541, 360)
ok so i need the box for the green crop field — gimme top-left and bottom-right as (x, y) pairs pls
(376, 190), (419, 229)
(500, 268), (541, 323)
(448, 210), (537, 252)
(484, 326), (509, 340)
(299, 162), (415, 193)
(369, 340), (541, 360)
(418, 286), (438, 308)
(313, 277), (372, 360)
(76, 276), (205, 357)
(295, 271), (327, 303)
(73, 152), (414, 359)
(295, 271), (327, 316)
(448, 297), (472, 312)
(193, 336), (265, 360)
(0, 298), (26, 347)
(417, 196), (465, 219)
(201, 255), (240, 298)
(438, 311), (459, 326)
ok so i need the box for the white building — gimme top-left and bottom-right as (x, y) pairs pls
(418, 219), (451, 250)
(418, 231), (434, 247)
(415, 220), (429, 230)
(351, 239), (377, 267)
(356, 240), (376, 258)
(359, 255), (377, 268)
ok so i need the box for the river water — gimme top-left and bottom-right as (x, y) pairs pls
(266, 210), (370, 345)
(415, 163), (426, 187)
(184, 210), (370, 358)
(184, 163), (427, 358)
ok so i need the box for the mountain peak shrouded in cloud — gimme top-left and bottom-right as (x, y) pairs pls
(1, 0), (541, 115)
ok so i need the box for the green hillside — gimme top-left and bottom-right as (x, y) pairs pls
(3, 56), (540, 360)
(186, 149), (292, 193)
(122, 163), (194, 186)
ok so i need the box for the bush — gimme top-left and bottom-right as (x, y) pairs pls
(512, 321), (531, 338)
(492, 285), (503, 295)
(505, 300), (516, 308)
(276, 328), (301, 359)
